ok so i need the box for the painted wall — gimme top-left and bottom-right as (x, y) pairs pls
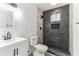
(69, 4), (73, 55)
(14, 3), (37, 38)
(70, 4), (79, 56)
(69, 3), (79, 56)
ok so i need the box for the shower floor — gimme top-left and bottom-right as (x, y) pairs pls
(29, 52), (56, 56)
(28, 47), (70, 56)
(47, 47), (71, 56)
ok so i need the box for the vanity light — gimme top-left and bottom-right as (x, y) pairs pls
(8, 3), (17, 8)
(0, 3), (14, 11)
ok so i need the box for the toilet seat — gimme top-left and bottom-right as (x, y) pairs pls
(34, 44), (48, 53)
(29, 36), (48, 56)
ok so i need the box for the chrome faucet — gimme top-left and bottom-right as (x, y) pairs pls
(2, 32), (12, 40)
(7, 32), (12, 39)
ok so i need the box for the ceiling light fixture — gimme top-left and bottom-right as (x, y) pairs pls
(51, 3), (57, 5)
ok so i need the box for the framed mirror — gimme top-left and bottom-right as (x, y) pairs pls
(0, 8), (13, 28)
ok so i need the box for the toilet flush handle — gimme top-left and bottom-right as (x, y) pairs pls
(76, 22), (79, 24)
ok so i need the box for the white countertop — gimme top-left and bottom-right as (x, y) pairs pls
(0, 37), (27, 48)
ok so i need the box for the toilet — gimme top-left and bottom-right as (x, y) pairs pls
(29, 36), (48, 56)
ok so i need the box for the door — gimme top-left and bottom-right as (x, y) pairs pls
(43, 5), (69, 52)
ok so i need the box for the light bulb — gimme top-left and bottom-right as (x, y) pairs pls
(51, 3), (57, 5)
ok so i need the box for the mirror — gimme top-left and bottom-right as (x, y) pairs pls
(0, 4), (13, 29)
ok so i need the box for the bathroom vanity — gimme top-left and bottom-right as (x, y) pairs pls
(0, 4), (30, 56)
(0, 37), (28, 56)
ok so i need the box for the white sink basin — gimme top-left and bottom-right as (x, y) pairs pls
(0, 37), (27, 48)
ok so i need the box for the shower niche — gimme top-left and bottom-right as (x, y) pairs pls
(51, 23), (60, 29)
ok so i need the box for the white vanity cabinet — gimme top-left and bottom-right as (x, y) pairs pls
(0, 38), (27, 56)
(13, 40), (27, 56)
(0, 44), (13, 56)
(0, 8), (13, 28)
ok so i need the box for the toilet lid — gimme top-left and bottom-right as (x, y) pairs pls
(34, 44), (48, 50)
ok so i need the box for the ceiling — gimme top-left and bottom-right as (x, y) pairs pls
(36, 3), (68, 11)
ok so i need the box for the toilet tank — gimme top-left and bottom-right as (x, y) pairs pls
(30, 36), (38, 46)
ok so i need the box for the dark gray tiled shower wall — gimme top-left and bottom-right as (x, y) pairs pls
(43, 5), (69, 53)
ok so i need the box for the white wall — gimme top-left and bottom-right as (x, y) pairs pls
(72, 4), (79, 56)
(14, 3), (37, 38)
(69, 4), (79, 56)
(69, 4), (73, 55)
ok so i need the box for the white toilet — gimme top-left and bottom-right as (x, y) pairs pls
(30, 36), (48, 56)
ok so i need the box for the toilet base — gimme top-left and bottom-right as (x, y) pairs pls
(33, 50), (45, 56)
(33, 44), (48, 56)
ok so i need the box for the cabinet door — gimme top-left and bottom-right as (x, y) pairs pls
(0, 8), (13, 28)
(14, 40), (27, 56)
(0, 44), (14, 56)
(0, 40), (27, 56)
